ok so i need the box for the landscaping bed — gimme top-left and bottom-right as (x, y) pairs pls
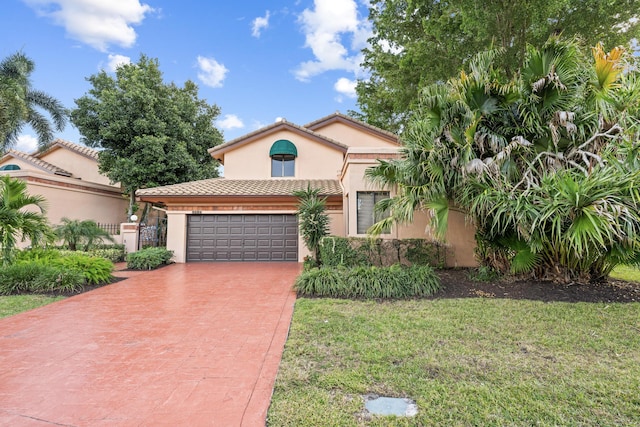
(434, 269), (640, 303)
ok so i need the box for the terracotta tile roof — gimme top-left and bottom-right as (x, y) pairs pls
(137, 179), (342, 197)
(36, 139), (99, 160)
(208, 120), (349, 158)
(2, 150), (72, 177)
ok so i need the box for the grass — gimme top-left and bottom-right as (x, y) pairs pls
(610, 265), (640, 282)
(0, 295), (64, 319)
(269, 298), (640, 426)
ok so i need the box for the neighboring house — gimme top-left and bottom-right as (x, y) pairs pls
(137, 113), (477, 266)
(0, 139), (128, 235)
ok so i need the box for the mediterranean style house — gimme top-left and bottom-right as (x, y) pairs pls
(137, 113), (477, 266)
(0, 139), (128, 231)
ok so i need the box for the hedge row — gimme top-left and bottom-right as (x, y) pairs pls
(0, 251), (114, 295)
(318, 236), (449, 268)
(295, 264), (441, 299)
(126, 247), (173, 270)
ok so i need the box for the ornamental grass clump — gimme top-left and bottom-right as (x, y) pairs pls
(295, 264), (441, 299)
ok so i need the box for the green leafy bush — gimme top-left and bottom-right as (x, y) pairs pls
(50, 253), (113, 285)
(126, 247), (173, 270)
(319, 236), (448, 268)
(295, 264), (441, 299)
(86, 247), (126, 263)
(14, 248), (62, 263)
(319, 237), (370, 267)
(15, 250), (114, 286)
(0, 263), (85, 295)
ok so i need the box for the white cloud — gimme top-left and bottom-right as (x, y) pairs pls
(23, 0), (153, 52)
(196, 56), (228, 88)
(106, 54), (131, 72)
(252, 10), (270, 38)
(334, 77), (357, 99)
(15, 135), (39, 153)
(217, 114), (244, 130)
(294, 0), (371, 81)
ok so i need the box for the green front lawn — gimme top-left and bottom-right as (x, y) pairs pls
(269, 298), (640, 426)
(610, 265), (640, 283)
(0, 295), (64, 319)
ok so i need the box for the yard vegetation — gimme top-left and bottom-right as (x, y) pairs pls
(269, 297), (640, 426)
(0, 294), (63, 318)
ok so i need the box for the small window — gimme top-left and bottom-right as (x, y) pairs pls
(271, 154), (295, 177)
(0, 164), (20, 171)
(269, 140), (297, 177)
(357, 191), (390, 234)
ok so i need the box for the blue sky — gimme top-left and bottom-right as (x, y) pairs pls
(1, 0), (373, 152)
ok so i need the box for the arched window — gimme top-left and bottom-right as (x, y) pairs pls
(269, 139), (297, 177)
(0, 164), (20, 171)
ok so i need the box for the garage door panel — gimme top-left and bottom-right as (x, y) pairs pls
(187, 214), (297, 262)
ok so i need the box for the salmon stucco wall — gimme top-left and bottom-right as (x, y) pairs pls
(23, 177), (128, 226)
(311, 121), (398, 149)
(166, 212), (187, 263)
(220, 130), (344, 180)
(39, 149), (113, 186)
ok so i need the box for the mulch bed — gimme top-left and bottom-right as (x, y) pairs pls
(433, 269), (640, 303)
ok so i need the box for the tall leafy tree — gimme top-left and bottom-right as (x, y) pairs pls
(355, 0), (640, 133)
(367, 38), (640, 283)
(71, 55), (224, 215)
(0, 52), (67, 152)
(0, 175), (53, 265)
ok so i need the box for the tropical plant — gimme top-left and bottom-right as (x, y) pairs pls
(367, 38), (640, 283)
(126, 247), (173, 270)
(0, 51), (67, 152)
(54, 218), (114, 251)
(355, 0), (640, 133)
(0, 175), (53, 265)
(293, 186), (330, 264)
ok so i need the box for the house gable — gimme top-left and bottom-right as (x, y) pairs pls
(210, 121), (348, 180)
(35, 140), (112, 186)
(0, 150), (72, 176)
(305, 113), (399, 148)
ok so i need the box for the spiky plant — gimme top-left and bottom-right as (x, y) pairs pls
(367, 37), (640, 283)
(293, 186), (330, 264)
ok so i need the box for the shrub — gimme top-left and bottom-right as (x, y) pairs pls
(16, 250), (114, 286)
(126, 247), (173, 270)
(302, 255), (319, 271)
(50, 253), (113, 285)
(86, 247), (126, 263)
(319, 237), (370, 267)
(294, 267), (346, 297)
(14, 248), (62, 263)
(295, 264), (441, 299)
(0, 263), (85, 295)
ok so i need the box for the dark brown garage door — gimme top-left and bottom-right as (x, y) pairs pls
(187, 214), (298, 262)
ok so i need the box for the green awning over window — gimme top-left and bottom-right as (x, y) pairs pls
(0, 164), (20, 171)
(269, 139), (298, 157)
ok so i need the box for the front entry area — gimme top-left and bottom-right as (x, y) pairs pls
(186, 214), (298, 262)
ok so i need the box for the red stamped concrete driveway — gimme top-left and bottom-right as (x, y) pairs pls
(0, 262), (300, 426)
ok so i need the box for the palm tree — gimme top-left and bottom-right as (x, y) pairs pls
(0, 51), (67, 152)
(367, 37), (640, 283)
(55, 218), (114, 251)
(293, 186), (330, 264)
(0, 175), (53, 265)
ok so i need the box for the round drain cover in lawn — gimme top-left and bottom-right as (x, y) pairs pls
(364, 395), (418, 417)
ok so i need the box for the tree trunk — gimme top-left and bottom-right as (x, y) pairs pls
(127, 190), (135, 219)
